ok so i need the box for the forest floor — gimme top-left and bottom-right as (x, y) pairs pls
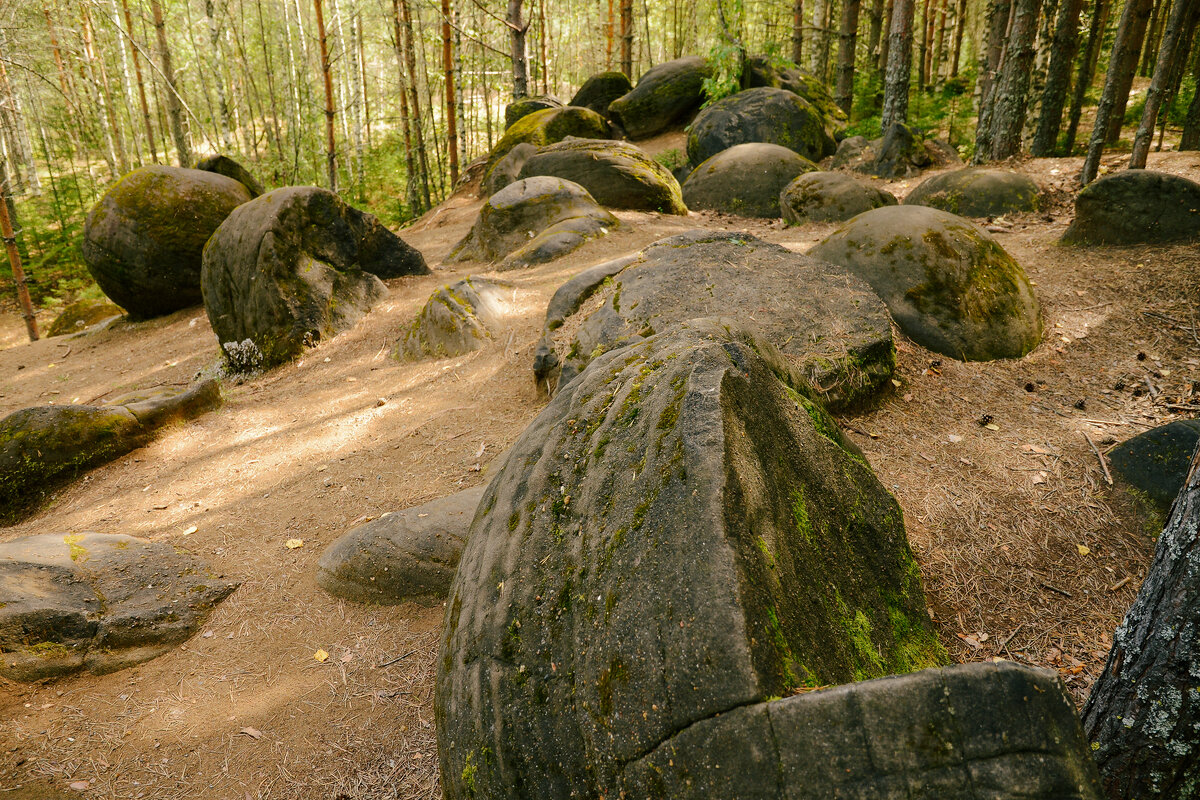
(2, 147), (1199, 799)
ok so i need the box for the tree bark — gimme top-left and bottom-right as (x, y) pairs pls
(932, 0), (950, 83)
(882, 0), (916, 128)
(878, 0), (895, 78)
(314, 0), (337, 191)
(1083, 444), (1200, 800)
(917, 0), (932, 90)
(509, 0), (530, 95)
(620, 0), (633, 78)
(867, 0), (887, 70)
(1064, 0), (1110, 154)
(0, 163), (37, 342)
(1183, 46), (1200, 149)
(986, 0), (1043, 159)
(794, 0), (806, 64)
(442, 0), (459, 186)
(390, 0), (420, 214)
(1138, 0), (1165, 77)
(810, 0), (832, 80)
(976, 0), (1013, 114)
(1031, 0), (1084, 155)
(149, 0), (190, 166)
(119, 0), (158, 164)
(1105, 0), (1155, 144)
(836, 0), (863, 115)
(1129, 0), (1191, 167)
(398, 0), (431, 208)
(950, 0), (967, 76)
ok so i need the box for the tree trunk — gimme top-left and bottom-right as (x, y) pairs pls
(1138, 0), (1165, 77)
(205, 0), (234, 151)
(932, 0), (950, 83)
(620, 0), (633, 78)
(313, 0), (337, 191)
(810, 0), (832, 79)
(917, 0), (932, 90)
(150, 0), (190, 166)
(0, 163), (37, 342)
(882, 0), (915, 127)
(1064, 0), (1110, 153)
(878, 0), (895, 77)
(976, 0), (1013, 114)
(1082, 444), (1200, 800)
(793, 0), (805, 65)
(81, 5), (127, 176)
(119, 0), (158, 164)
(509, 0), (530, 95)
(1031, 0), (1084, 155)
(608, 0), (616, 68)
(1105, 0), (1155, 144)
(390, 0), (420, 214)
(867, 0), (886, 69)
(950, 0), (967, 75)
(442, 0), (459, 186)
(398, 0), (432, 208)
(1129, 0), (1191, 167)
(836, 0), (863, 114)
(986, 0), (1043, 159)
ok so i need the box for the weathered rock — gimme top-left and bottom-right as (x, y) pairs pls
(569, 70), (633, 116)
(607, 56), (712, 140)
(81, 166), (252, 319)
(448, 177), (617, 269)
(828, 134), (871, 168)
(0, 533), (238, 681)
(682, 143), (818, 217)
(873, 122), (930, 178)
(810, 205), (1042, 361)
(202, 187), (427, 370)
(0, 381), (222, 520)
(829, 124), (963, 178)
(781, 171), (897, 224)
(482, 143), (537, 198)
(687, 87), (837, 166)
(1109, 420), (1200, 514)
(395, 277), (514, 360)
(904, 167), (1040, 217)
(518, 138), (686, 214)
(505, 95), (563, 129)
(540, 230), (895, 410)
(485, 107), (610, 178)
(745, 55), (848, 138)
(194, 154), (265, 197)
(437, 319), (944, 800)
(316, 487), (484, 604)
(623, 662), (1104, 800)
(45, 298), (124, 337)
(1061, 170), (1200, 245)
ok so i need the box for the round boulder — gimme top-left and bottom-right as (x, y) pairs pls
(1109, 420), (1200, 514)
(1061, 170), (1200, 245)
(194, 154), (265, 197)
(781, 171), (897, 224)
(745, 55), (848, 138)
(687, 87), (837, 166)
(482, 142), (537, 198)
(485, 106), (610, 178)
(682, 143), (818, 217)
(607, 56), (712, 140)
(505, 95), (563, 129)
(81, 166), (252, 319)
(518, 138), (686, 214)
(396, 276), (514, 360)
(903, 168), (1039, 217)
(569, 70), (633, 116)
(46, 298), (124, 337)
(809, 205), (1042, 361)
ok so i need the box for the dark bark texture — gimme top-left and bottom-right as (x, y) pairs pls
(1031, 0), (1084, 155)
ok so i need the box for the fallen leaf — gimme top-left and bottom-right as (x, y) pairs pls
(890, 379), (902, 388)
(956, 633), (983, 649)
(285, 538), (304, 549)
(314, 649), (329, 663)
(239, 727), (263, 740)
(1032, 472), (1047, 485)
(340, 651), (354, 663)
(474, 442), (486, 459)
(1077, 544), (1091, 556)
(947, 434), (963, 443)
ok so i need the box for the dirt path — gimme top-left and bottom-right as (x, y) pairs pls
(2, 150), (1199, 799)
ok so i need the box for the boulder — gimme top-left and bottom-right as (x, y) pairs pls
(830, 123), (963, 178)
(1109, 420), (1200, 514)
(828, 134), (871, 168)
(1061, 170), (1200, 245)
(745, 55), (848, 138)
(518, 138), (686, 214)
(316, 487), (484, 604)
(485, 107), (610, 178)
(202, 187), (428, 370)
(607, 56), (712, 140)
(569, 70), (633, 116)
(448, 177), (617, 269)
(0, 381), (221, 521)
(81, 166), (252, 319)
(682, 143), (818, 217)
(0, 533), (238, 681)
(505, 95), (563, 129)
(482, 143), (537, 198)
(810, 205), (1042, 361)
(194, 154), (265, 197)
(436, 320), (945, 800)
(395, 277), (514, 360)
(539, 230), (895, 411)
(781, 171), (897, 224)
(45, 298), (124, 337)
(904, 167), (1040, 217)
(687, 87), (837, 166)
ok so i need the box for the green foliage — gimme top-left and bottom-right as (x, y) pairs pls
(653, 148), (688, 172)
(701, 0), (747, 107)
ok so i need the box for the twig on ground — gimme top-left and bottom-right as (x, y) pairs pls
(1083, 432), (1113, 485)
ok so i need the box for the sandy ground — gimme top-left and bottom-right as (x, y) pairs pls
(2, 148), (1199, 799)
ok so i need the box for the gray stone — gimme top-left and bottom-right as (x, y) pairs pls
(904, 168), (1040, 217)
(1061, 170), (1200, 245)
(395, 277), (515, 361)
(829, 124), (963, 179)
(505, 96), (563, 129)
(316, 487), (484, 604)
(683, 143), (818, 217)
(0, 533), (238, 681)
(46, 298), (124, 337)
(781, 171), (897, 224)
(607, 56), (712, 140)
(1109, 420), (1200, 514)
(687, 87), (837, 166)
(810, 205), (1042, 361)
(745, 55), (848, 139)
(518, 138), (687, 214)
(483, 143), (537, 198)
(194, 154), (265, 197)
(570, 71), (633, 117)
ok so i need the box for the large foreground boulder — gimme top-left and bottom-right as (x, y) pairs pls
(904, 167), (1039, 217)
(781, 171), (897, 224)
(437, 320), (945, 799)
(316, 487), (484, 604)
(505, 96), (563, 129)
(682, 143), (817, 217)
(0, 381), (221, 521)
(81, 166), (252, 319)
(395, 277), (514, 360)
(539, 230), (895, 411)
(1061, 170), (1200, 245)
(448, 177), (617, 269)
(202, 187), (428, 370)
(607, 56), (711, 140)
(1109, 420), (1200, 514)
(518, 138), (686, 214)
(810, 206), (1042, 361)
(46, 298), (124, 337)
(687, 87), (837, 166)
(0, 533), (238, 681)
(485, 107), (610, 178)
(569, 70), (632, 116)
(194, 154), (265, 197)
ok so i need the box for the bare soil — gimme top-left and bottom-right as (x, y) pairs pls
(3, 149), (1199, 799)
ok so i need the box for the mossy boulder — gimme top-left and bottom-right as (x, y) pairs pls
(194, 154), (265, 197)
(607, 56), (712, 140)
(0, 381), (221, 521)
(745, 55), (848, 138)
(1109, 420), (1200, 514)
(1061, 170), (1200, 245)
(810, 205), (1042, 361)
(570, 70), (633, 116)
(687, 87), (837, 166)
(202, 187), (427, 371)
(483, 142), (537, 198)
(904, 168), (1040, 217)
(781, 171), (898, 225)
(395, 276), (514, 361)
(316, 487), (483, 604)
(539, 230), (895, 411)
(518, 138), (686, 214)
(505, 95), (563, 129)
(436, 319), (944, 800)
(81, 166), (252, 319)
(485, 106), (610, 179)
(45, 298), (124, 337)
(682, 143), (818, 217)
(0, 532), (238, 681)
(448, 177), (617, 269)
